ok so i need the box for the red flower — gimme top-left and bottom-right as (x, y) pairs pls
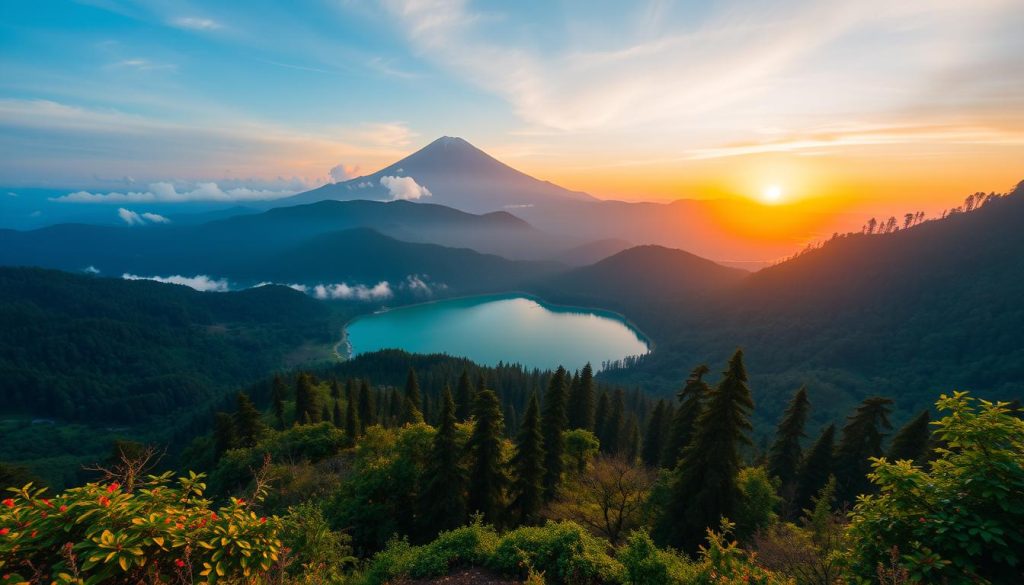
(237, 498), (246, 505)
(919, 517), (926, 523)
(0, 528), (9, 536)
(175, 559), (186, 568)
(107, 482), (120, 493)
(98, 496), (110, 507)
(210, 512), (218, 520)
(30, 530), (37, 538)
(259, 517), (266, 524)
(1, 499), (13, 508)
(40, 498), (51, 507)
(59, 505), (67, 513)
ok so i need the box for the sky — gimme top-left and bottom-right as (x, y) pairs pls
(1, 0), (1022, 218)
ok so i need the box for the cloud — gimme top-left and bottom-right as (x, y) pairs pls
(6, 192), (17, 197)
(83, 265), (100, 274)
(110, 59), (178, 72)
(312, 282), (393, 301)
(58, 182), (300, 203)
(380, 175), (431, 201)
(118, 208), (146, 225)
(329, 163), (361, 182)
(141, 212), (171, 223)
(117, 208), (171, 225)
(171, 17), (223, 31)
(402, 274), (446, 297)
(122, 273), (230, 292)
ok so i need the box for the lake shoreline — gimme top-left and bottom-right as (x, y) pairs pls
(337, 291), (653, 368)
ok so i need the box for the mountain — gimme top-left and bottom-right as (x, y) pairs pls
(536, 244), (747, 310)
(554, 238), (634, 266)
(275, 136), (595, 213)
(599, 184), (1024, 425)
(0, 201), (564, 291)
(239, 227), (563, 292)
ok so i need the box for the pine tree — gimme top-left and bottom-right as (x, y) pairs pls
(270, 374), (286, 429)
(767, 386), (810, 489)
(320, 402), (331, 425)
(345, 390), (360, 446)
(887, 410), (931, 464)
(541, 367), (568, 501)
(332, 398), (344, 428)
(213, 412), (237, 458)
(466, 389), (506, 525)
(388, 389), (402, 427)
(567, 363), (595, 430)
(661, 365), (710, 468)
(601, 389), (625, 454)
(331, 379), (343, 400)
(658, 350), (753, 551)
(234, 392), (265, 448)
(418, 387), (467, 538)
(358, 379), (374, 431)
(624, 415), (641, 462)
(593, 391), (610, 448)
(294, 373), (321, 424)
(401, 367), (424, 425)
(793, 424), (836, 514)
(642, 400), (669, 467)
(455, 369), (474, 421)
(834, 396), (893, 503)
(510, 394), (546, 525)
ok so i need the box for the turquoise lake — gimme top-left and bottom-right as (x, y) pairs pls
(345, 294), (650, 371)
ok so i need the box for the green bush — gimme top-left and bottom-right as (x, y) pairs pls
(408, 521), (499, 577)
(847, 392), (1024, 584)
(488, 521), (623, 584)
(619, 531), (698, 584)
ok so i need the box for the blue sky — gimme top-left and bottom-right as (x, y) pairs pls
(1, 0), (1022, 208)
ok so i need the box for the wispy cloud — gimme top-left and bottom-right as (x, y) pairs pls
(123, 273), (230, 292)
(312, 282), (393, 301)
(170, 17), (223, 31)
(60, 182), (300, 203)
(117, 207), (171, 224)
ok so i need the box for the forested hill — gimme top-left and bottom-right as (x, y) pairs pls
(599, 183), (1024, 426)
(0, 267), (339, 424)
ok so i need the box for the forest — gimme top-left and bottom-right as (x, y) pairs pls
(3, 350), (1021, 584)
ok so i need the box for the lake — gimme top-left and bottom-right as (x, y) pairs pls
(345, 294), (650, 371)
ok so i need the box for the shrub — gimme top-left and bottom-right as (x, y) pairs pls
(847, 392), (1024, 584)
(489, 521), (623, 584)
(0, 472), (282, 584)
(619, 531), (698, 584)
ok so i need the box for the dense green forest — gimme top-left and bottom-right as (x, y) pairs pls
(0, 267), (346, 485)
(3, 350), (1021, 584)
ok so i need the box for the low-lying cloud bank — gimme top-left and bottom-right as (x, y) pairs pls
(122, 273), (230, 292)
(121, 273), (445, 299)
(56, 181), (302, 203)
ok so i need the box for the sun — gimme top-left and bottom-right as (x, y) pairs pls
(761, 185), (784, 204)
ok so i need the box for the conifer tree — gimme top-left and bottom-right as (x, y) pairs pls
(887, 409), (931, 464)
(658, 350), (753, 551)
(466, 389), (506, 525)
(834, 396), (893, 503)
(624, 415), (641, 462)
(331, 379), (342, 400)
(270, 374), (286, 429)
(510, 394), (546, 525)
(767, 386), (810, 489)
(642, 400), (669, 467)
(541, 366), (568, 501)
(661, 365), (710, 468)
(401, 367), (424, 425)
(213, 412), (237, 458)
(593, 391), (610, 447)
(455, 369), (474, 421)
(793, 424), (836, 514)
(358, 379), (374, 431)
(388, 389), (402, 427)
(320, 402), (331, 425)
(345, 392), (360, 446)
(332, 398), (344, 428)
(567, 363), (596, 430)
(419, 387), (467, 538)
(234, 392), (265, 448)
(294, 373), (316, 424)
(602, 389), (626, 454)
